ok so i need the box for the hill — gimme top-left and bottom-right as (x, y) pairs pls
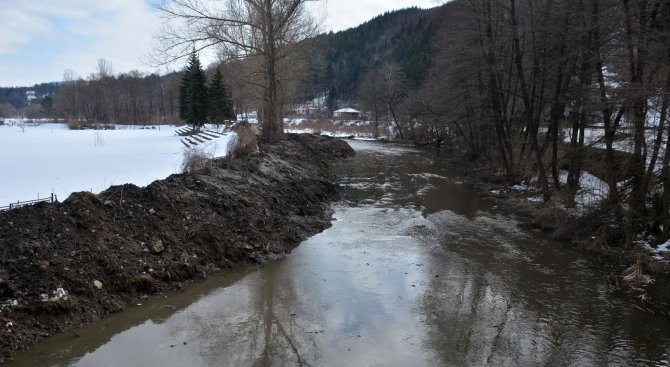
(0, 83), (59, 110)
(303, 6), (442, 106)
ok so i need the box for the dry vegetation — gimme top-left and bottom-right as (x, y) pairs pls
(286, 118), (377, 137)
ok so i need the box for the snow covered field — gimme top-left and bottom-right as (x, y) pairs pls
(0, 123), (234, 206)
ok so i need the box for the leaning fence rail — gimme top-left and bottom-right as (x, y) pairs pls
(0, 193), (57, 211)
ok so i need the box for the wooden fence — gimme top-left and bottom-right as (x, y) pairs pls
(0, 193), (57, 211)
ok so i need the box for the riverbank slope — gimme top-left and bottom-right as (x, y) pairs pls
(0, 134), (354, 362)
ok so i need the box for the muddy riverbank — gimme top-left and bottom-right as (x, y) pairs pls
(434, 149), (670, 317)
(0, 134), (354, 363)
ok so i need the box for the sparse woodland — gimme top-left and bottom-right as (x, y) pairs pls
(407, 0), (670, 248)
(303, 1), (670, 250)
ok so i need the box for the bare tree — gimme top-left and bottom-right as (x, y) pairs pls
(56, 69), (81, 123)
(153, 0), (322, 143)
(0, 103), (14, 118)
(358, 68), (385, 138)
(382, 61), (407, 140)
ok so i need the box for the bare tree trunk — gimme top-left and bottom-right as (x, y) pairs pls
(662, 50), (670, 239)
(389, 103), (404, 140)
(567, 33), (592, 204)
(261, 1), (284, 144)
(262, 54), (283, 143)
(663, 109), (670, 239)
(643, 72), (669, 196)
(510, 0), (551, 200)
(593, 0), (621, 205)
(546, 38), (571, 189)
(623, 0), (650, 225)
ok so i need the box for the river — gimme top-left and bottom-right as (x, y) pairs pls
(10, 140), (670, 366)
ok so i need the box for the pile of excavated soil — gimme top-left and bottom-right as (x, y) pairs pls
(0, 134), (355, 362)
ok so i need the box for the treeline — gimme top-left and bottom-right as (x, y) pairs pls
(48, 58), (246, 127)
(55, 61), (183, 126)
(392, 0), (670, 244)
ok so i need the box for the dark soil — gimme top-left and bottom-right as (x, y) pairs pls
(0, 134), (355, 363)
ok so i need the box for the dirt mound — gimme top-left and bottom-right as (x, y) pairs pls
(0, 134), (355, 362)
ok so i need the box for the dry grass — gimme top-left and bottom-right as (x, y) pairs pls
(286, 118), (377, 137)
(623, 261), (655, 286)
(66, 119), (81, 130)
(229, 122), (259, 157)
(66, 121), (116, 130)
(181, 145), (214, 173)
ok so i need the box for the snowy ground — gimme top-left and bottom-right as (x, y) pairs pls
(636, 238), (670, 261)
(283, 117), (378, 139)
(0, 122), (234, 206)
(564, 126), (668, 166)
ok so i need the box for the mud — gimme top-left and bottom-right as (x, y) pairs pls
(0, 134), (354, 363)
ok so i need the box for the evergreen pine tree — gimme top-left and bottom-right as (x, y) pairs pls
(179, 51), (209, 130)
(325, 64), (339, 110)
(208, 65), (235, 123)
(326, 84), (339, 111)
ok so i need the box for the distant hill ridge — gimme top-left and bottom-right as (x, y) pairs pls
(305, 6), (442, 103)
(0, 83), (59, 110)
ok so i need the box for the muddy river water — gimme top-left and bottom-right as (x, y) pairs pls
(10, 140), (670, 366)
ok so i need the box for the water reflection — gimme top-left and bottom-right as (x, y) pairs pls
(9, 140), (670, 367)
(420, 210), (670, 366)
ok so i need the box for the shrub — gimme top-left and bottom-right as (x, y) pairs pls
(181, 145), (214, 173)
(66, 119), (81, 130)
(228, 121), (259, 157)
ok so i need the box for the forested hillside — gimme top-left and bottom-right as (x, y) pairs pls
(303, 7), (441, 106)
(0, 83), (59, 116)
(0, 84), (59, 108)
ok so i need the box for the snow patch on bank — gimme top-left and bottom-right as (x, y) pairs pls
(637, 239), (670, 261)
(0, 123), (234, 206)
(559, 171), (609, 207)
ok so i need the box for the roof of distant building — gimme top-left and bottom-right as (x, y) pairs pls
(334, 108), (361, 113)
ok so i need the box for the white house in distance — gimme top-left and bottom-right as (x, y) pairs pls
(333, 107), (362, 119)
(25, 91), (37, 102)
(0, 117), (5, 125)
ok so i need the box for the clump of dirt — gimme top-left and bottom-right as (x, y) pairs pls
(0, 134), (355, 362)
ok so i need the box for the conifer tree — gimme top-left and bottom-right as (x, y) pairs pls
(179, 51), (209, 130)
(325, 64), (339, 111)
(208, 65), (235, 124)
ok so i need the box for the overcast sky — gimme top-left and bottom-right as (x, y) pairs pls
(0, 0), (439, 87)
